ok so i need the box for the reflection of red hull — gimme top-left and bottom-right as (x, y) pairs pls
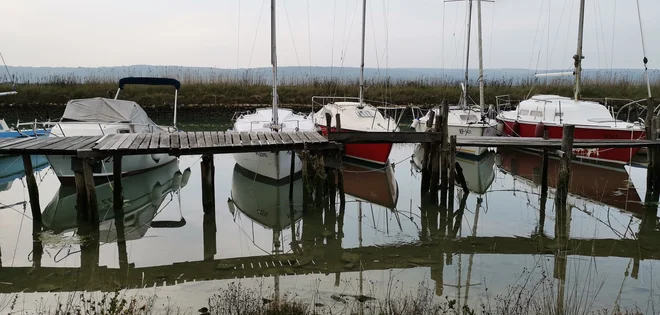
(319, 126), (393, 165)
(341, 162), (398, 209)
(499, 119), (644, 164)
(497, 147), (644, 215)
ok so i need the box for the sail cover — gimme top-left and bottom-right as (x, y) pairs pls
(62, 97), (156, 126)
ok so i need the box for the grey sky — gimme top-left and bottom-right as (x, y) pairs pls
(1, 0), (658, 70)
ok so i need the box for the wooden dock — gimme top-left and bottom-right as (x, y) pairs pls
(0, 131), (338, 157)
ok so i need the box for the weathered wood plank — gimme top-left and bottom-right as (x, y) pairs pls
(170, 133), (180, 149)
(117, 133), (139, 150)
(308, 131), (328, 143)
(20, 137), (68, 150)
(109, 134), (133, 151)
(196, 132), (206, 148)
(264, 132), (276, 145)
(139, 133), (153, 150)
(66, 136), (103, 150)
(0, 137), (35, 149)
(148, 132), (160, 149)
(271, 133), (284, 145)
(95, 134), (122, 150)
(288, 132), (303, 144)
(257, 132), (267, 146)
(158, 132), (171, 149)
(216, 131), (225, 146)
(204, 132), (213, 148)
(130, 133), (148, 150)
(240, 132), (251, 146)
(179, 132), (189, 149)
(249, 132), (261, 147)
(188, 132), (198, 148)
(230, 132), (240, 146)
(279, 133), (294, 144)
(296, 132), (312, 142)
(41, 136), (83, 150)
(7, 137), (52, 150)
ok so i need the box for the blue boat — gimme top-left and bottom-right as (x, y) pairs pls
(0, 155), (49, 192)
(0, 119), (49, 138)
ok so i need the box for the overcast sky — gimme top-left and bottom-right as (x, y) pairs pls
(1, 0), (658, 70)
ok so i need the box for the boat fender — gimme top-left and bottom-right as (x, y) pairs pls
(534, 122), (545, 138)
(150, 182), (164, 207)
(511, 121), (520, 137)
(494, 153), (502, 167)
(496, 121), (504, 136)
(181, 168), (192, 187)
(151, 154), (161, 163)
(227, 197), (236, 215)
(171, 171), (183, 191)
(410, 119), (420, 129)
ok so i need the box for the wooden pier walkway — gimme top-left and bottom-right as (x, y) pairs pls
(0, 131), (339, 157)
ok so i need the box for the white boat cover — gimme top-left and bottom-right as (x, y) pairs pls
(62, 97), (156, 126)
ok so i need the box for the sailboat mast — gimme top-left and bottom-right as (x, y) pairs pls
(463, 0), (473, 107)
(635, 0), (652, 98)
(271, 0), (279, 125)
(476, 0), (485, 108)
(359, 0), (367, 105)
(573, 0), (586, 102)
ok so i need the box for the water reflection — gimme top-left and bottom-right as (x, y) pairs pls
(0, 155), (48, 193)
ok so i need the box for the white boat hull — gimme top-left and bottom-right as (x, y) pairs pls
(47, 153), (176, 183)
(233, 150), (301, 181)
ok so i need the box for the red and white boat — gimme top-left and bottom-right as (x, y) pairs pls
(313, 97), (400, 165)
(497, 0), (648, 165)
(497, 95), (645, 164)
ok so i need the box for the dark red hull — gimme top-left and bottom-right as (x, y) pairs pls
(319, 126), (393, 165)
(499, 119), (645, 164)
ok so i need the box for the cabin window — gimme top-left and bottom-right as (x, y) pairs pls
(356, 110), (376, 118)
(460, 115), (478, 121)
(530, 110), (543, 117)
(555, 112), (563, 117)
(117, 129), (130, 134)
(519, 109), (530, 116)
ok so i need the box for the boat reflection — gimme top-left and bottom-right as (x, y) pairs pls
(42, 160), (190, 242)
(0, 155), (48, 193)
(412, 144), (496, 195)
(496, 147), (644, 215)
(342, 161), (399, 209)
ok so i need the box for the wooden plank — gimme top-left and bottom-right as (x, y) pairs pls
(21, 137), (68, 150)
(230, 132), (240, 146)
(271, 133), (284, 145)
(109, 134), (133, 150)
(170, 133), (180, 149)
(179, 132), (189, 149)
(279, 133), (294, 144)
(139, 133), (152, 150)
(196, 131), (206, 148)
(308, 131), (328, 142)
(288, 132), (303, 144)
(264, 132), (276, 145)
(188, 132), (198, 148)
(148, 132), (160, 149)
(129, 133), (148, 150)
(66, 136), (103, 151)
(117, 133), (139, 150)
(0, 137), (34, 149)
(0, 138), (18, 146)
(214, 131), (223, 146)
(7, 137), (52, 150)
(249, 132), (261, 147)
(98, 134), (125, 151)
(257, 132), (268, 146)
(159, 132), (171, 149)
(296, 131), (312, 142)
(41, 136), (83, 150)
(239, 132), (251, 146)
(204, 132), (213, 148)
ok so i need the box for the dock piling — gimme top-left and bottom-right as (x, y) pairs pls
(22, 154), (41, 224)
(429, 106), (443, 194)
(421, 110), (436, 193)
(439, 101), (449, 206)
(555, 125), (575, 222)
(72, 158), (100, 227)
(113, 156), (123, 216)
(201, 154), (215, 214)
(448, 135), (457, 212)
(539, 130), (549, 234)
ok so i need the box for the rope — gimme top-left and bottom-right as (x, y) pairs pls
(635, 0), (652, 98)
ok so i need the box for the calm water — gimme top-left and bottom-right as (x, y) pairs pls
(0, 120), (658, 313)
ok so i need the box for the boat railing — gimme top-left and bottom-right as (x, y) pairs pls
(43, 121), (172, 137)
(495, 95), (513, 112)
(609, 98), (647, 124)
(245, 119), (302, 132)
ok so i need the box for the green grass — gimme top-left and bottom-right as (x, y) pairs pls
(0, 74), (657, 108)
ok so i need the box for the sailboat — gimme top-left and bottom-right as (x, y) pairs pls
(411, 0), (498, 156)
(232, 0), (315, 181)
(496, 0), (647, 164)
(311, 0), (403, 166)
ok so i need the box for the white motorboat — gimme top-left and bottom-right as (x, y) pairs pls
(46, 77), (180, 183)
(232, 0), (315, 181)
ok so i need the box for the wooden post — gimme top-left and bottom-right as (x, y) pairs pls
(201, 154), (215, 214)
(203, 211), (217, 261)
(454, 161), (468, 192)
(335, 113), (342, 132)
(448, 135), (457, 212)
(439, 101), (450, 207)
(289, 151), (295, 200)
(652, 117), (660, 194)
(22, 155), (41, 224)
(421, 110), (435, 193)
(113, 156), (123, 217)
(555, 125), (574, 227)
(72, 158), (88, 223)
(429, 107), (443, 193)
(645, 96), (654, 136)
(82, 158), (99, 227)
(325, 113), (333, 133)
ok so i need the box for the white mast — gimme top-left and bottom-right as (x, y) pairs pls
(359, 0), (367, 105)
(271, 0), (279, 125)
(463, 0), (474, 108)
(476, 0), (485, 108)
(573, 0), (586, 101)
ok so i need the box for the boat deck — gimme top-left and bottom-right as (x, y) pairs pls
(0, 131), (339, 158)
